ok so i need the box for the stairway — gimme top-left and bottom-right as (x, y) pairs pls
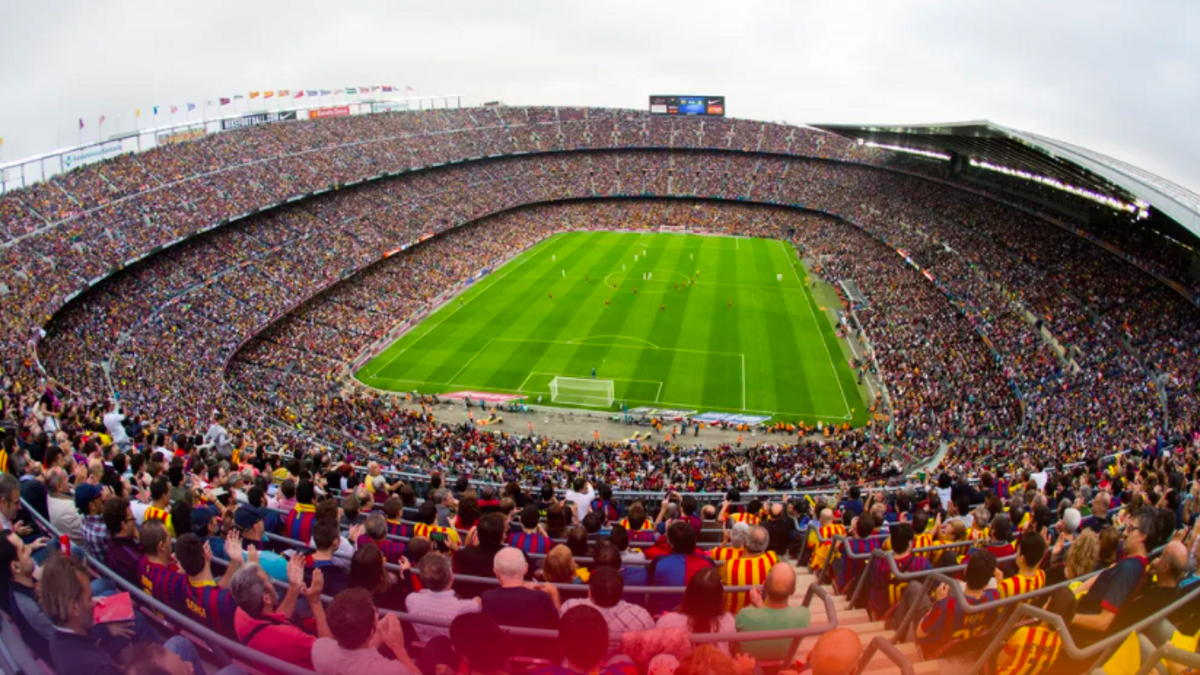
(788, 567), (946, 675)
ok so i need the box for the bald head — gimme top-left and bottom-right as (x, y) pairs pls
(764, 562), (796, 604)
(809, 628), (863, 675)
(747, 526), (770, 554)
(819, 508), (833, 525)
(493, 547), (527, 583)
(1158, 541), (1188, 583)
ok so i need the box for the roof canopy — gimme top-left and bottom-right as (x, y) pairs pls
(811, 121), (1200, 236)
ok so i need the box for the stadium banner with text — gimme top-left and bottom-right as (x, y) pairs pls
(309, 106), (350, 119)
(371, 100), (410, 113)
(155, 126), (206, 146)
(62, 142), (129, 170)
(627, 407), (697, 419)
(649, 95), (725, 117)
(440, 391), (525, 403)
(219, 110), (298, 131)
(692, 412), (772, 425)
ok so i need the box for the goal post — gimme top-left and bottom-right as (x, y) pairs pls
(548, 376), (615, 407)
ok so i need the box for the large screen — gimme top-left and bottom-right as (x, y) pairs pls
(649, 95), (725, 117)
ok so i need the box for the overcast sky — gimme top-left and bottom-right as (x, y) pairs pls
(2, 0), (1198, 192)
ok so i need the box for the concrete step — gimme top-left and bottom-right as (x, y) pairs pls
(791, 634), (922, 669)
(861, 658), (941, 675)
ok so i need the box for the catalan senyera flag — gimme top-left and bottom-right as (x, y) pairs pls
(264, 91), (274, 99)
(249, 91), (260, 99)
(278, 89), (289, 96)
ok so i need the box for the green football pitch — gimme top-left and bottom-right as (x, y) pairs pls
(356, 231), (868, 424)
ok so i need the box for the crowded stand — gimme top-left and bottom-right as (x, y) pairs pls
(1, 106), (1200, 673)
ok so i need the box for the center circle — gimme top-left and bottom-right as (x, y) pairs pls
(602, 268), (694, 295)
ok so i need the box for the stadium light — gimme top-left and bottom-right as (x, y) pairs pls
(862, 141), (951, 161)
(968, 158), (1143, 216)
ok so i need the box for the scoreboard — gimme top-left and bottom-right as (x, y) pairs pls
(649, 95), (725, 117)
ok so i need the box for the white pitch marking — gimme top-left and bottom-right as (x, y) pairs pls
(778, 239), (852, 418)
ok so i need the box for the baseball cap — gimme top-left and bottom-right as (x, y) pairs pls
(74, 484), (104, 513)
(234, 506), (264, 530)
(191, 506), (217, 534)
(1063, 508), (1082, 534)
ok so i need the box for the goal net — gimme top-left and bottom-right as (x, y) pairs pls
(549, 376), (615, 407)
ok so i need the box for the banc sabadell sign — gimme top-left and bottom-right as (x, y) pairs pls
(62, 143), (128, 170)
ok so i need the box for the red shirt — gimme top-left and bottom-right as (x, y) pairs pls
(234, 609), (317, 675)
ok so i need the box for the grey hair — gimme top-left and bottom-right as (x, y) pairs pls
(493, 547), (526, 581)
(364, 513), (388, 541)
(418, 552), (452, 592)
(747, 526), (770, 554)
(373, 475), (387, 491)
(971, 507), (991, 527)
(0, 474), (18, 502)
(731, 522), (752, 547)
(229, 564), (270, 618)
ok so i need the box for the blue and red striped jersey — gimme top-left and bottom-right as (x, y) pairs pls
(837, 536), (884, 593)
(284, 504), (317, 544)
(868, 553), (932, 621)
(356, 534), (407, 564)
(508, 530), (552, 555)
(917, 589), (1001, 658)
(648, 552), (715, 615)
(386, 519), (413, 538)
(184, 580), (238, 638)
(138, 556), (188, 608)
(590, 498), (623, 523)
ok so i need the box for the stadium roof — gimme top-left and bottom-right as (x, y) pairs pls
(811, 121), (1200, 237)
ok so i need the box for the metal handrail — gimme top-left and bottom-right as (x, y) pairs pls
(855, 635), (915, 675)
(965, 583), (1200, 675)
(1133, 641), (1200, 675)
(19, 499), (318, 675)
(847, 548), (1019, 608)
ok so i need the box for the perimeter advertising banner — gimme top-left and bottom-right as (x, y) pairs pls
(156, 127), (206, 146)
(310, 106), (350, 119)
(62, 142), (129, 170)
(371, 100), (410, 113)
(219, 110), (298, 131)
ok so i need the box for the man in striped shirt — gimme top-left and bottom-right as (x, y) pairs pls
(381, 495), (414, 538)
(414, 500), (461, 551)
(809, 508), (846, 574)
(175, 531), (245, 638)
(508, 504), (553, 554)
(357, 512), (406, 564)
(143, 476), (174, 537)
(836, 514), (883, 595)
(137, 519), (188, 608)
(998, 530), (1047, 599)
(722, 526), (778, 613)
(867, 523), (931, 623)
(916, 550), (1001, 659)
(282, 481), (317, 544)
(994, 587), (1076, 675)
(707, 521), (750, 563)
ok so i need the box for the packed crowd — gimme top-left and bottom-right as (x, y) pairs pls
(0, 401), (1197, 675)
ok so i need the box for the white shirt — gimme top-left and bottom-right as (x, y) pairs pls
(48, 495), (84, 547)
(404, 589), (480, 642)
(103, 412), (129, 445)
(130, 501), (150, 526)
(1031, 471), (1049, 492)
(564, 485), (596, 521)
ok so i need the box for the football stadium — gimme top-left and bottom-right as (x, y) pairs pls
(1, 5), (1199, 675)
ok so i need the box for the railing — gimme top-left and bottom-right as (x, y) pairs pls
(855, 636), (916, 675)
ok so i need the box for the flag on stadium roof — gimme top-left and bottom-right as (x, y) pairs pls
(187, 103), (196, 111)
(153, 106), (159, 115)
(294, 91), (304, 98)
(334, 89), (343, 94)
(264, 91), (274, 98)
(171, 105), (178, 113)
(233, 94), (244, 100)
(279, 89), (290, 96)
(320, 90), (331, 96)
(220, 98), (231, 106)
(78, 118), (84, 129)
(406, 85), (414, 92)
(307, 90), (318, 97)
(99, 115), (105, 125)
(135, 109), (140, 117)
(249, 91), (259, 99)
(346, 88), (357, 94)
(382, 85), (393, 92)
(360, 86), (370, 91)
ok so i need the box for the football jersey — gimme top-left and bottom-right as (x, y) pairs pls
(143, 506), (174, 537)
(707, 546), (743, 563)
(998, 570), (1046, 600)
(385, 518), (414, 538)
(616, 518), (653, 531)
(994, 625), (1062, 675)
(184, 580), (238, 638)
(138, 556), (188, 608)
(811, 524), (846, 571)
(868, 553), (932, 621)
(837, 537), (884, 593)
(722, 552), (779, 613)
(283, 504), (317, 543)
(508, 531), (553, 555)
(917, 588), (1001, 658)
(356, 534), (407, 564)
(414, 522), (461, 547)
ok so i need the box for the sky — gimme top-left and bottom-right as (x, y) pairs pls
(1, 0), (1198, 192)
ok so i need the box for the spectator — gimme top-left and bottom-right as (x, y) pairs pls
(360, 512), (407, 564)
(311, 588), (420, 675)
(76, 483), (108, 561)
(509, 503), (553, 554)
(998, 529), (1047, 598)
(175, 532), (244, 637)
(39, 553), (121, 675)
(205, 412), (234, 460)
(405, 552), (481, 642)
(916, 550), (1000, 658)
(655, 567), (736, 655)
(806, 627), (863, 675)
(415, 500), (461, 551)
(1113, 540), (1195, 635)
(708, 521), (750, 563)
(1071, 509), (1155, 638)
(449, 612), (510, 675)
(480, 547), (560, 659)
(283, 480), (318, 544)
(103, 497), (142, 584)
(455, 512), (508, 579)
(230, 557), (329, 674)
(565, 478), (596, 522)
(533, 605), (638, 675)
(137, 519), (189, 607)
(192, 506), (227, 559)
(722, 525), (778, 613)
(0, 530), (55, 660)
(560, 565), (653, 658)
(648, 521), (715, 615)
(736, 562), (811, 661)
(47, 467), (84, 547)
(348, 542), (408, 611)
(992, 586), (1076, 675)
(867, 523), (930, 624)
